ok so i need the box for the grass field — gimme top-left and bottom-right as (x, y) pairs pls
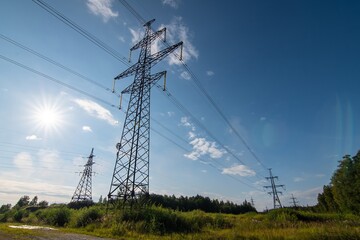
(1, 206), (360, 239)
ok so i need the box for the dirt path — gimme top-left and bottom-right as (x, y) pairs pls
(0, 226), (116, 240)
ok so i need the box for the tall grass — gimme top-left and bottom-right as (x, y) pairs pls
(2, 205), (360, 239)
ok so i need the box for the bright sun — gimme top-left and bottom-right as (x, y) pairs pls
(31, 99), (65, 135)
(36, 108), (60, 128)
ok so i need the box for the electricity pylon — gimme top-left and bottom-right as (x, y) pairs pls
(290, 194), (299, 208)
(71, 148), (95, 202)
(108, 19), (183, 203)
(264, 168), (284, 209)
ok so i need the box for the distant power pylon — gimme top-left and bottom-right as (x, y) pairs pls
(264, 168), (284, 209)
(108, 19), (183, 203)
(290, 194), (299, 208)
(71, 148), (95, 202)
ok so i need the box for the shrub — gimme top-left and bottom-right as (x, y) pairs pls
(266, 208), (299, 223)
(73, 207), (102, 227)
(39, 207), (71, 227)
(13, 210), (26, 222)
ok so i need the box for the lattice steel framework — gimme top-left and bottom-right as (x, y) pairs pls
(264, 168), (284, 209)
(108, 19), (183, 203)
(71, 148), (95, 202)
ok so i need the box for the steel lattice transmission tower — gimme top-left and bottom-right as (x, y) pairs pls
(108, 19), (183, 203)
(264, 168), (284, 209)
(290, 194), (299, 208)
(71, 148), (95, 202)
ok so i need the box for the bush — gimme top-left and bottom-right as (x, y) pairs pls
(266, 208), (299, 223)
(13, 210), (26, 222)
(116, 205), (192, 234)
(39, 207), (71, 227)
(0, 213), (8, 223)
(72, 207), (102, 227)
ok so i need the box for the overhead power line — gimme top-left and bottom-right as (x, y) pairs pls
(31, 0), (269, 182)
(0, 34), (121, 98)
(118, 0), (269, 170)
(0, 54), (116, 109)
(32, 0), (129, 66)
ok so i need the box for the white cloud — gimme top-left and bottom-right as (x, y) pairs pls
(25, 135), (42, 141)
(129, 27), (143, 45)
(294, 177), (305, 182)
(184, 137), (225, 160)
(315, 173), (325, 178)
(159, 17), (199, 65)
(188, 131), (196, 139)
(180, 116), (196, 133)
(37, 149), (60, 169)
(13, 152), (33, 169)
(167, 111), (175, 117)
(260, 117), (267, 121)
(180, 71), (191, 80)
(128, 17), (198, 66)
(118, 36), (125, 43)
(86, 0), (118, 22)
(222, 164), (256, 177)
(162, 0), (180, 8)
(206, 70), (214, 76)
(0, 179), (73, 204)
(82, 126), (93, 132)
(74, 98), (118, 126)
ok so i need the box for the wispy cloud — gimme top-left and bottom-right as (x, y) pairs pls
(129, 27), (143, 45)
(86, 0), (118, 22)
(162, 17), (198, 65)
(180, 116), (225, 160)
(25, 135), (42, 141)
(0, 179), (73, 204)
(118, 36), (125, 43)
(222, 164), (256, 177)
(128, 16), (198, 68)
(162, 0), (180, 8)
(37, 149), (60, 169)
(294, 177), (305, 182)
(82, 126), (93, 132)
(185, 137), (225, 160)
(74, 98), (118, 126)
(13, 152), (33, 169)
(180, 116), (195, 131)
(206, 70), (214, 76)
(180, 71), (191, 80)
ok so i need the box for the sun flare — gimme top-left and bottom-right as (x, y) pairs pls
(35, 108), (60, 128)
(31, 97), (65, 135)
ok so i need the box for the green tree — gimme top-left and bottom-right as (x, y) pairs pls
(331, 151), (360, 213)
(29, 196), (38, 206)
(38, 200), (49, 208)
(317, 185), (339, 212)
(15, 195), (30, 208)
(0, 204), (11, 213)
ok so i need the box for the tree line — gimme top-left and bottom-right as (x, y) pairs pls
(317, 151), (360, 214)
(144, 194), (256, 214)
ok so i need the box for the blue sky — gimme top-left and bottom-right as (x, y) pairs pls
(1, 0), (359, 211)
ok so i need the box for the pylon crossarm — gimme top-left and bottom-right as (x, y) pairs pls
(121, 71), (167, 94)
(149, 41), (183, 67)
(114, 62), (140, 80)
(130, 28), (166, 51)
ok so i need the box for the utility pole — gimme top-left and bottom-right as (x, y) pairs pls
(71, 148), (95, 202)
(108, 19), (183, 204)
(264, 168), (284, 209)
(290, 194), (299, 208)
